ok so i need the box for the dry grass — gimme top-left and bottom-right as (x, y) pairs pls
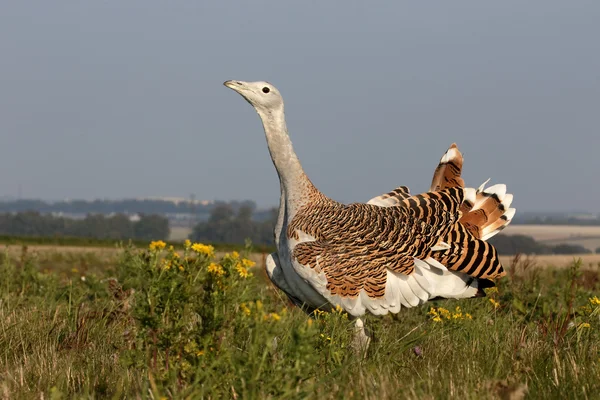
(168, 226), (193, 241)
(500, 254), (600, 269)
(504, 224), (600, 251)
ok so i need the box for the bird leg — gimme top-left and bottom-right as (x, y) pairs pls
(352, 318), (371, 357)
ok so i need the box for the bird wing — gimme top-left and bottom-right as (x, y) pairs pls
(288, 188), (461, 293)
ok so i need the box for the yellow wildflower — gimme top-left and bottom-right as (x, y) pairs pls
(168, 245), (174, 252)
(453, 312), (463, 319)
(242, 258), (256, 268)
(589, 296), (600, 306)
(149, 240), (166, 251)
(197, 350), (205, 357)
(465, 313), (473, 320)
(240, 303), (251, 316)
(438, 307), (451, 319)
(178, 265), (185, 271)
(432, 316), (442, 323)
(579, 322), (591, 329)
(489, 298), (500, 309)
(231, 251), (240, 259)
(262, 313), (281, 321)
(191, 243), (215, 257)
(270, 313), (281, 321)
(235, 262), (251, 278)
(184, 239), (191, 249)
(161, 260), (172, 270)
(313, 309), (327, 317)
(335, 304), (344, 313)
(207, 262), (225, 276)
(307, 319), (313, 327)
(255, 300), (263, 310)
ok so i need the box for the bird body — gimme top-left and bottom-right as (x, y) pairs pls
(224, 80), (515, 319)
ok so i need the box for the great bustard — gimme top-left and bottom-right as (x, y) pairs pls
(224, 80), (515, 348)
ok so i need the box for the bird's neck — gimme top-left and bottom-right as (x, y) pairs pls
(257, 106), (317, 207)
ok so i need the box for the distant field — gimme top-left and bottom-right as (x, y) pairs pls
(499, 253), (600, 269)
(503, 224), (600, 251)
(169, 226), (193, 241)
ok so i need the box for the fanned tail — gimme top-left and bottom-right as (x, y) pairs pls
(426, 143), (517, 281)
(429, 143), (516, 242)
(461, 182), (516, 241)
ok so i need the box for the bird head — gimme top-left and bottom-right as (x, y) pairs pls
(223, 80), (284, 113)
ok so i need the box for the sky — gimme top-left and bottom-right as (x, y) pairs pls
(0, 1), (599, 212)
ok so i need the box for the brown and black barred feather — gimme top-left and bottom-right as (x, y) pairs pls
(288, 188), (470, 299)
(430, 143), (465, 192)
(367, 186), (411, 206)
(432, 222), (505, 279)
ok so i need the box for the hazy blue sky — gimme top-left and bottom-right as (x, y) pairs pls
(1, 1), (599, 212)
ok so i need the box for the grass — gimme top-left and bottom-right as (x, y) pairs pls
(0, 245), (599, 399)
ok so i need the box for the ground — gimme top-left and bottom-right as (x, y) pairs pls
(0, 242), (599, 398)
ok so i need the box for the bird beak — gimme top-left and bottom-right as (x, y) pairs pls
(224, 80), (245, 93)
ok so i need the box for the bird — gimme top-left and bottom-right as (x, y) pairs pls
(223, 80), (515, 348)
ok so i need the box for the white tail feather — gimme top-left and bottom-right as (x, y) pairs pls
(464, 180), (516, 241)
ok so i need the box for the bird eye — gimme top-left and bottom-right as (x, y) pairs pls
(262, 87), (270, 94)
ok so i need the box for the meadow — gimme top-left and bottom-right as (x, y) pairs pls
(0, 242), (599, 399)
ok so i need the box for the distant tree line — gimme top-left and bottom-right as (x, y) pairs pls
(0, 198), (279, 226)
(0, 212), (169, 240)
(489, 234), (592, 255)
(0, 198), (206, 214)
(190, 203), (277, 246)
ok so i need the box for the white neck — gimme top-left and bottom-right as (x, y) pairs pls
(256, 105), (309, 196)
